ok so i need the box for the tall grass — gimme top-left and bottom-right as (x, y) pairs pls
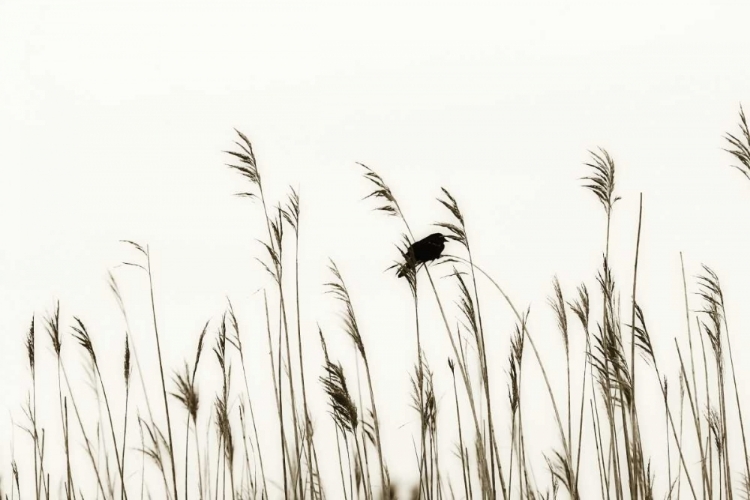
(6, 104), (750, 499)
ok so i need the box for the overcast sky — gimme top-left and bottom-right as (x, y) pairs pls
(3, 0), (750, 498)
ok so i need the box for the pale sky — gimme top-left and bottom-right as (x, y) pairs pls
(2, 1), (750, 498)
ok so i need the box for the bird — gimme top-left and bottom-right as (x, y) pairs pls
(397, 233), (448, 278)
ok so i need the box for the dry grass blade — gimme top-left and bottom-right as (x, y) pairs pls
(12, 460), (19, 495)
(629, 303), (654, 364)
(71, 317), (129, 499)
(590, 325), (632, 407)
(549, 277), (569, 353)
(25, 314), (42, 500)
(214, 315), (228, 374)
(137, 417), (172, 500)
(435, 188), (467, 246)
(707, 407), (723, 456)
(214, 389), (234, 465)
(590, 259), (633, 408)
(270, 207), (284, 251)
(583, 148), (621, 215)
(71, 317), (96, 363)
(697, 264), (723, 307)
(724, 104), (750, 180)
(697, 265), (723, 363)
(172, 364), (199, 423)
(568, 284), (590, 332)
(254, 208), (285, 282)
(545, 450), (575, 496)
(440, 186), (504, 496)
(282, 187), (300, 234)
(451, 268), (479, 341)
(409, 358), (436, 431)
(326, 259), (389, 494)
(121, 240), (147, 257)
(325, 261), (365, 358)
(225, 300), (242, 353)
(320, 361), (358, 434)
(644, 460), (655, 500)
(549, 276), (573, 491)
(26, 316), (35, 372)
(226, 129), (260, 187)
(436, 185), (504, 498)
(255, 241), (281, 284)
(449, 357), (471, 500)
(124, 335), (131, 384)
(741, 473), (750, 500)
(696, 264), (745, 499)
(507, 324), (524, 415)
(358, 162), (401, 217)
(437, 187), (464, 224)
(45, 301), (62, 357)
(193, 322), (209, 379)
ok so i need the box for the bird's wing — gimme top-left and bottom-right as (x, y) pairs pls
(422, 239), (443, 250)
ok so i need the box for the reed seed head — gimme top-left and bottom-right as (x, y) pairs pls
(583, 147), (621, 216)
(724, 104), (750, 180)
(44, 301), (62, 357)
(25, 316), (35, 372)
(71, 317), (96, 365)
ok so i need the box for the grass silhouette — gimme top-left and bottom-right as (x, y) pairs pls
(5, 104), (750, 499)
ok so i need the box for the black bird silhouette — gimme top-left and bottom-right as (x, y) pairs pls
(397, 233), (448, 278)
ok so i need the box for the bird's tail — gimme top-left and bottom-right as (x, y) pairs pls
(397, 250), (418, 278)
(397, 263), (409, 278)
(397, 260), (416, 278)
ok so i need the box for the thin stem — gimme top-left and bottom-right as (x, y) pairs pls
(449, 255), (574, 494)
(184, 416), (190, 500)
(465, 238), (498, 498)
(675, 342), (711, 497)
(293, 214), (317, 500)
(681, 253), (706, 500)
(146, 248), (179, 500)
(574, 322), (592, 492)
(31, 365), (39, 500)
(61, 363), (108, 500)
(697, 316), (713, 498)
(122, 381), (131, 500)
(92, 360), (127, 499)
(193, 424), (204, 500)
(719, 294), (750, 491)
(413, 289), (427, 500)
(628, 194), (644, 498)
(450, 364), (470, 500)
(276, 292), (289, 499)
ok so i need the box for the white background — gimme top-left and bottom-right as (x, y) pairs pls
(2, 1), (750, 498)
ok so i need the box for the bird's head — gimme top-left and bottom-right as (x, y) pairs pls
(428, 233), (448, 244)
